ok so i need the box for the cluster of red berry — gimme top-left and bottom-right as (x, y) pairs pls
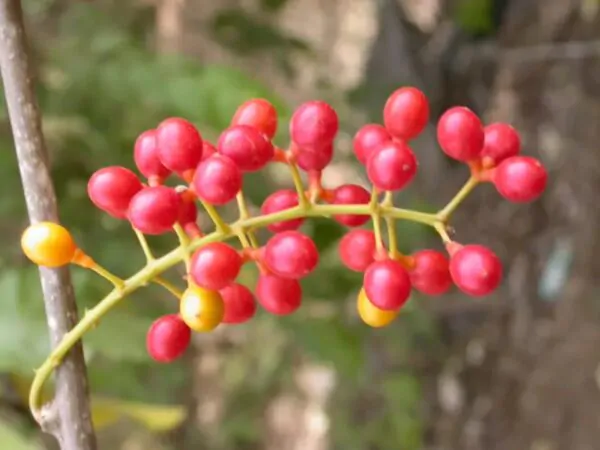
(21, 87), (547, 366)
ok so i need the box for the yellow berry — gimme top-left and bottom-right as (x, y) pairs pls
(21, 222), (77, 268)
(357, 287), (398, 328)
(180, 285), (224, 332)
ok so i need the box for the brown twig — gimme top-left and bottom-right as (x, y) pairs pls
(0, 0), (97, 449)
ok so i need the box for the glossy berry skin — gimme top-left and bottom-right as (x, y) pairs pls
(353, 124), (391, 165)
(493, 156), (547, 203)
(295, 143), (334, 172)
(449, 244), (502, 297)
(21, 222), (77, 268)
(331, 184), (371, 227)
(263, 231), (319, 279)
(290, 101), (338, 147)
(481, 123), (521, 166)
(220, 283), (257, 324)
(134, 129), (171, 183)
(357, 288), (398, 328)
(261, 190), (304, 233)
(437, 107), (484, 162)
(87, 166), (143, 219)
(201, 141), (217, 161)
(367, 140), (417, 191)
(256, 275), (302, 315)
(180, 286), (224, 332)
(128, 186), (181, 235)
(177, 193), (197, 226)
(338, 229), (376, 272)
(146, 315), (191, 363)
(231, 98), (278, 139)
(364, 259), (412, 311)
(217, 125), (274, 172)
(156, 118), (203, 174)
(383, 87), (429, 141)
(190, 243), (242, 291)
(409, 250), (452, 296)
(192, 155), (242, 205)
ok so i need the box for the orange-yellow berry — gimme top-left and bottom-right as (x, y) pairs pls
(21, 222), (77, 268)
(357, 288), (398, 328)
(180, 285), (224, 332)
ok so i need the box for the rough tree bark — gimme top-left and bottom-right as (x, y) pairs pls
(0, 0), (97, 449)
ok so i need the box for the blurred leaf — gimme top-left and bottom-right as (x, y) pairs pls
(92, 397), (186, 432)
(454, 0), (494, 34)
(260, 0), (289, 12)
(308, 218), (345, 253)
(0, 419), (37, 450)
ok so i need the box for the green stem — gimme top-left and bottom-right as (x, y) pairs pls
(236, 192), (258, 248)
(287, 162), (309, 209)
(199, 200), (230, 233)
(173, 223), (191, 271)
(29, 202), (440, 416)
(153, 277), (183, 298)
(382, 192), (397, 257)
(89, 265), (125, 289)
(434, 222), (452, 243)
(133, 227), (154, 262)
(369, 189), (384, 250)
(437, 175), (479, 221)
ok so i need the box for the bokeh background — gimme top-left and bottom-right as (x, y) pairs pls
(0, 0), (597, 449)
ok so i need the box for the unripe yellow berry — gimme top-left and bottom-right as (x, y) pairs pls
(180, 285), (224, 332)
(357, 288), (398, 328)
(21, 222), (77, 268)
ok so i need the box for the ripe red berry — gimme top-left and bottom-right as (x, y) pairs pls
(366, 140), (417, 191)
(295, 143), (334, 171)
(201, 140), (217, 161)
(231, 98), (278, 139)
(192, 155), (242, 205)
(383, 87), (429, 140)
(353, 124), (391, 165)
(364, 259), (412, 311)
(339, 229), (376, 272)
(217, 125), (274, 172)
(493, 156), (547, 203)
(449, 244), (502, 297)
(190, 243), (242, 291)
(481, 123), (521, 166)
(263, 231), (319, 279)
(146, 314), (191, 363)
(290, 101), (338, 147)
(88, 166), (143, 219)
(409, 250), (452, 296)
(331, 184), (371, 227)
(220, 283), (257, 324)
(134, 129), (171, 183)
(261, 190), (304, 232)
(156, 118), (203, 174)
(128, 186), (181, 235)
(256, 274), (302, 315)
(437, 107), (484, 162)
(177, 192), (197, 226)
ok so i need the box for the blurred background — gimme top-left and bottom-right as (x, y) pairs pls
(0, 0), (597, 449)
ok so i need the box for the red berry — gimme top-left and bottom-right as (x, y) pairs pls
(256, 274), (302, 315)
(156, 118), (203, 174)
(339, 229), (376, 272)
(449, 244), (502, 297)
(134, 129), (171, 182)
(177, 193), (197, 226)
(409, 250), (452, 296)
(331, 184), (371, 227)
(231, 98), (278, 139)
(437, 107), (484, 161)
(353, 124), (391, 165)
(88, 166), (143, 219)
(295, 143), (334, 171)
(192, 155), (242, 205)
(261, 190), (304, 232)
(190, 243), (242, 291)
(364, 259), (412, 311)
(220, 283), (257, 324)
(146, 314), (191, 363)
(481, 123), (521, 165)
(201, 141), (217, 161)
(366, 140), (417, 191)
(383, 87), (429, 140)
(263, 231), (319, 279)
(493, 156), (547, 203)
(290, 101), (338, 147)
(217, 125), (274, 172)
(128, 186), (181, 235)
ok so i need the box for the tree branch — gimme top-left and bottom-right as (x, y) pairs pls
(0, 0), (97, 449)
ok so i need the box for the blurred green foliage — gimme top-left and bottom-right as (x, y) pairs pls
(0, 2), (441, 449)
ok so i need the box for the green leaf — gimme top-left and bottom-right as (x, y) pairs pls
(454, 0), (494, 34)
(0, 419), (37, 450)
